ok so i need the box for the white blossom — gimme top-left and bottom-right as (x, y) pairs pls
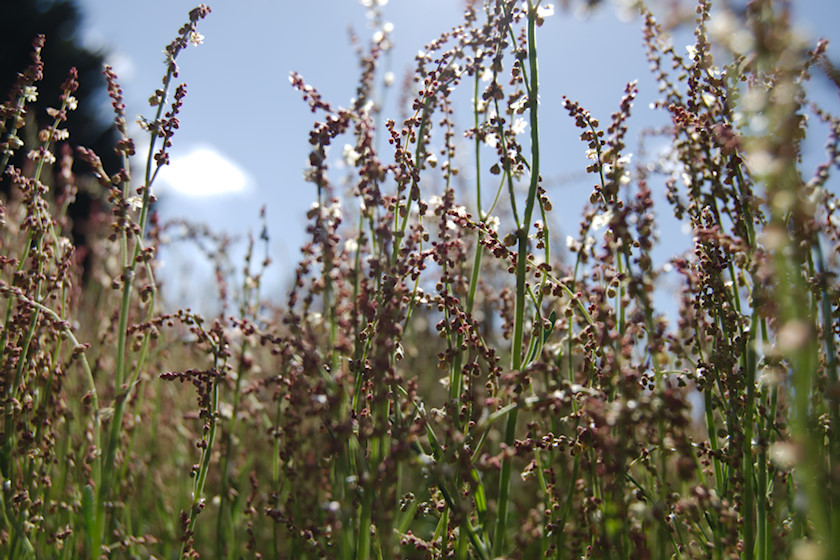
(342, 144), (361, 166)
(22, 86), (37, 103)
(511, 96), (528, 113)
(127, 196), (143, 212)
(685, 44), (698, 60)
(591, 210), (613, 231)
(426, 195), (443, 214)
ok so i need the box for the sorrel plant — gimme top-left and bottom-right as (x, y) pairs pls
(1, 0), (839, 558)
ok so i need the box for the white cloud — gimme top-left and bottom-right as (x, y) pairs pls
(105, 51), (136, 82)
(153, 145), (253, 198)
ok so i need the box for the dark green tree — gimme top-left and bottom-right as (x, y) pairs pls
(1, 0), (121, 274)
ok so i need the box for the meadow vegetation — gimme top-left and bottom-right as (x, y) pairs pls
(1, 0), (840, 558)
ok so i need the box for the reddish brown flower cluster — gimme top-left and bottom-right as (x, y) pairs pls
(2, 1), (840, 558)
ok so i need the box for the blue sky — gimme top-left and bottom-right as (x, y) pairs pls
(75, 0), (840, 304)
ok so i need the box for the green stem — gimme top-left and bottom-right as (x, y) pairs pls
(493, 3), (541, 556)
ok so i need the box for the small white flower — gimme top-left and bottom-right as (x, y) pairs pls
(54, 129), (69, 141)
(327, 202), (342, 220)
(57, 236), (72, 253)
(619, 169), (631, 185)
(511, 118), (527, 135)
(510, 96), (528, 113)
(342, 144), (361, 166)
(22, 86), (37, 103)
(484, 214), (500, 232)
(384, 71), (394, 86)
(591, 210), (613, 231)
(484, 132), (498, 148)
(344, 238), (359, 253)
(656, 35), (673, 52)
(383, 22), (394, 33)
(188, 31), (204, 46)
(479, 67), (494, 83)
(537, 3), (555, 17)
(685, 44), (698, 60)
(127, 196), (143, 211)
(447, 62), (463, 78)
(65, 96), (78, 111)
